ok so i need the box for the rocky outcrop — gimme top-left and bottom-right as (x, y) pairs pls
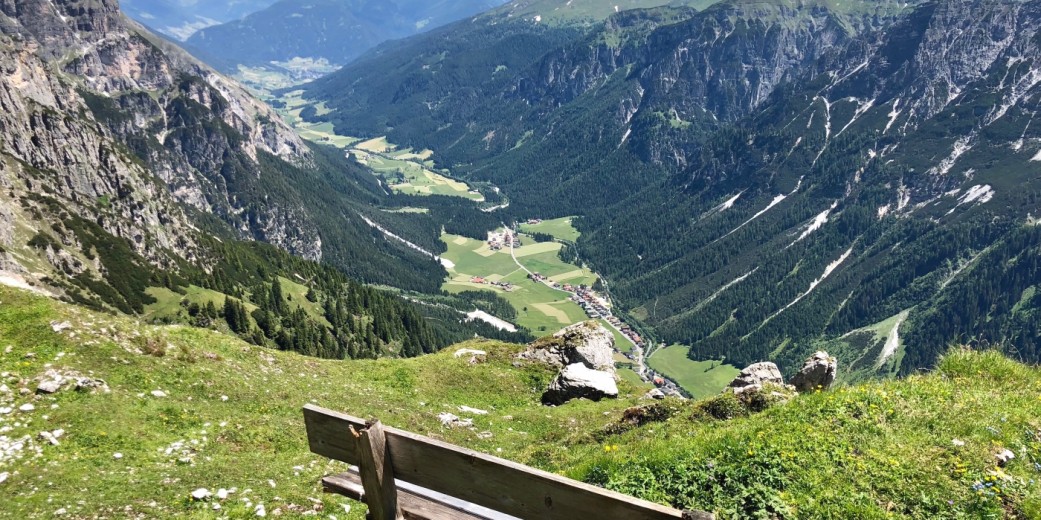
(541, 363), (619, 406)
(790, 352), (838, 392)
(518, 321), (616, 373)
(520, 322), (620, 405)
(727, 362), (786, 394)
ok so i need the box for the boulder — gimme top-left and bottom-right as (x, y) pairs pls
(728, 362), (785, 392)
(518, 321), (615, 373)
(643, 388), (666, 400)
(542, 363), (618, 405)
(36, 378), (63, 394)
(789, 351), (838, 392)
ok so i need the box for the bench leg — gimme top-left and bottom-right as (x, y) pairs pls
(352, 421), (403, 520)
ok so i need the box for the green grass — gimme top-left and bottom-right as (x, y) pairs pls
(439, 232), (590, 334)
(5, 286), (1041, 518)
(0, 286), (647, 519)
(357, 149), (482, 201)
(646, 345), (739, 399)
(145, 285), (254, 320)
(519, 217), (582, 243)
(578, 349), (1041, 519)
(600, 319), (635, 352)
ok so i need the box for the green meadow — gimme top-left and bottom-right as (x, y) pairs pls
(647, 344), (739, 399)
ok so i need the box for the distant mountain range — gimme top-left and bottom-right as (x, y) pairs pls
(120, 0), (279, 40)
(184, 0), (509, 79)
(300, 0), (1041, 376)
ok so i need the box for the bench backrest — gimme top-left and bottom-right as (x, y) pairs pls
(303, 404), (687, 520)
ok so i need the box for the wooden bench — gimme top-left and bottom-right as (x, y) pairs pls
(303, 404), (714, 520)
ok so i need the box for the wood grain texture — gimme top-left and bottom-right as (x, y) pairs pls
(303, 405), (697, 520)
(354, 422), (403, 520)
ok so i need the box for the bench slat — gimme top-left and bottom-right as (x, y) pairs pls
(304, 404), (686, 520)
(323, 469), (518, 520)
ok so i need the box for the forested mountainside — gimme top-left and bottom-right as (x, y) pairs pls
(185, 0), (508, 77)
(0, 0), (529, 360)
(301, 0), (1041, 374)
(120, 0), (279, 41)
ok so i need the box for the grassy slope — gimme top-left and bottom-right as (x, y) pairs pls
(519, 217), (582, 243)
(5, 286), (1041, 519)
(0, 286), (639, 519)
(647, 344), (739, 399)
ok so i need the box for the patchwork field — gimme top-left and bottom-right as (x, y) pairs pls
(271, 92), (482, 201)
(439, 233), (590, 334)
(519, 217), (581, 243)
(646, 344), (739, 399)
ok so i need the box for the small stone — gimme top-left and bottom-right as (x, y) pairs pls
(54, 508), (66, 515)
(952, 438), (965, 447)
(458, 406), (488, 415)
(254, 504), (266, 517)
(643, 389), (666, 400)
(50, 321), (72, 333)
(18, 404), (35, 412)
(191, 488), (212, 501)
(36, 380), (63, 394)
(151, 390), (167, 398)
(18, 388), (30, 396)
(0, 472), (8, 484)
(113, 453), (123, 460)
(0, 384), (9, 394)
(220, 395), (228, 401)
(216, 488), (230, 500)
(0, 407), (12, 415)
(996, 449), (1015, 466)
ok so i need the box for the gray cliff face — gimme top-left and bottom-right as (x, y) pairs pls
(0, 0), (326, 267)
(0, 35), (196, 268)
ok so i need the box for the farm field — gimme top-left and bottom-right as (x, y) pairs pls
(519, 216), (581, 243)
(439, 232), (590, 334)
(646, 344), (739, 399)
(355, 148), (483, 201)
(271, 91), (482, 201)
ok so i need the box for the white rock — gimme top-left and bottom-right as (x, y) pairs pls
(0, 472), (8, 484)
(50, 322), (72, 334)
(996, 449), (1015, 466)
(216, 488), (230, 500)
(541, 363), (619, 405)
(191, 488), (212, 501)
(454, 348), (487, 358)
(952, 438), (965, 447)
(18, 404), (34, 412)
(113, 453), (123, 460)
(54, 508), (66, 515)
(267, 479), (276, 488)
(255, 504), (267, 517)
(151, 390), (167, 398)
(36, 380), (63, 394)
(0, 407), (12, 415)
(220, 395), (228, 402)
(458, 406), (489, 415)
(0, 385), (9, 394)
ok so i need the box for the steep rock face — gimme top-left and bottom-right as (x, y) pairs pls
(1, 0), (323, 261)
(0, 35), (195, 267)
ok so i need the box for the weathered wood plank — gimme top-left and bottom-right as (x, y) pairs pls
(304, 405), (689, 520)
(323, 470), (515, 520)
(353, 422), (403, 520)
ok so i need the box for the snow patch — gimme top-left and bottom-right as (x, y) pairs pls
(957, 184), (994, 205)
(790, 202), (838, 246)
(876, 313), (908, 368)
(883, 98), (901, 134)
(928, 136), (973, 176)
(465, 310), (517, 333)
(763, 247), (855, 327)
